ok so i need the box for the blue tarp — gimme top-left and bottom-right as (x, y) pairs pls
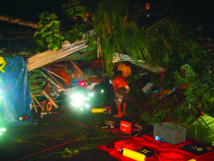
(0, 57), (32, 125)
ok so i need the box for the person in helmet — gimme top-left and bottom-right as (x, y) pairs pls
(112, 70), (130, 117)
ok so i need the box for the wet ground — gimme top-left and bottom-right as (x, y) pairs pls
(0, 100), (153, 161)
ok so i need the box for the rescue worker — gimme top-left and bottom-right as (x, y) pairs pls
(112, 70), (130, 117)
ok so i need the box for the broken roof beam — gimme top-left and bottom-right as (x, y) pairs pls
(70, 59), (88, 80)
(27, 41), (88, 71)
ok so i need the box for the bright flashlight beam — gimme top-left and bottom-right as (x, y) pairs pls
(85, 104), (90, 108)
(71, 93), (85, 107)
(88, 93), (94, 97)
(0, 128), (6, 132)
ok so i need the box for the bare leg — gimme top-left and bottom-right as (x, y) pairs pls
(113, 103), (122, 117)
(122, 102), (127, 116)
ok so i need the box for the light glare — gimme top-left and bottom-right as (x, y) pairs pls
(0, 128), (6, 132)
(88, 93), (94, 97)
(85, 104), (90, 108)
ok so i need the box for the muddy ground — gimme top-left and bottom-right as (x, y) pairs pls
(0, 97), (153, 161)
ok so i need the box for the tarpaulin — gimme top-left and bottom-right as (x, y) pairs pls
(98, 135), (214, 161)
(0, 57), (32, 125)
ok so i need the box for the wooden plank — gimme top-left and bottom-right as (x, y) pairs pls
(70, 59), (88, 80)
(45, 69), (68, 82)
(30, 92), (43, 111)
(41, 90), (58, 108)
(42, 68), (65, 88)
(40, 70), (62, 89)
(31, 95), (38, 113)
(46, 82), (60, 96)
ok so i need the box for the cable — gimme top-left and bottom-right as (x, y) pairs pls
(15, 118), (90, 161)
(29, 140), (112, 161)
(29, 152), (63, 161)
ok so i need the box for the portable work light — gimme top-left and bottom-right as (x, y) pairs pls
(0, 128), (6, 132)
(0, 127), (6, 136)
(70, 93), (85, 107)
(70, 85), (96, 109)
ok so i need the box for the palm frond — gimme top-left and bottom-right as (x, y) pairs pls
(88, 0), (150, 73)
(186, 114), (214, 146)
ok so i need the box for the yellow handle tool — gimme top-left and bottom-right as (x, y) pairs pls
(122, 148), (146, 161)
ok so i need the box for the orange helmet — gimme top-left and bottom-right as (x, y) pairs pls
(78, 80), (87, 87)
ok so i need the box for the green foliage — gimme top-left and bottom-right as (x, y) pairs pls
(172, 106), (191, 123)
(34, 0), (204, 80)
(126, 74), (141, 97)
(88, 0), (149, 73)
(174, 64), (214, 115)
(38, 0), (150, 73)
(140, 108), (170, 125)
(139, 94), (178, 124)
(139, 62), (214, 127)
(186, 114), (214, 146)
(34, 12), (65, 51)
(144, 18), (202, 87)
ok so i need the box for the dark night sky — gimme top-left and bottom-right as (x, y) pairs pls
(0, 0), (214, 27)
(0, 0), (214, 43)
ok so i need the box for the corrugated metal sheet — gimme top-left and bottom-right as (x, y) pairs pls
(112, 53), (165, 74)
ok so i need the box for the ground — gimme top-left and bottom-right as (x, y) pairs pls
(0, 98), (153, 161)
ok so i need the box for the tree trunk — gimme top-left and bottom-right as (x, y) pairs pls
(0, 14), (38, 28)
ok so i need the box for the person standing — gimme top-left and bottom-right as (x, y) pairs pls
(112, 70), (130, 117)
